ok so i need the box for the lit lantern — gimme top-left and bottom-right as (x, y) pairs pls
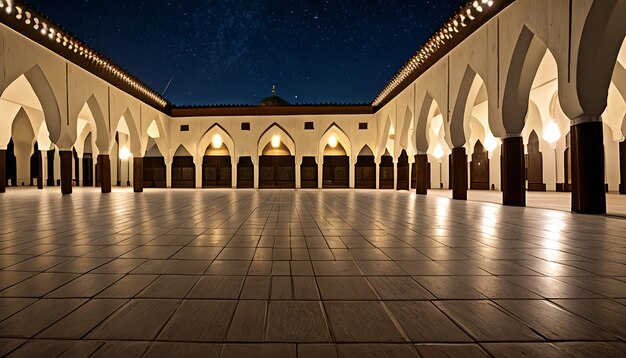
(328, 134), (338, 148)
(271, 135), (281, 148)
(542, 121), (561, 149)
(484, 133), (498, 152)
(433, 143), (444, 160)
(119, 146), (130, 160)
(212, 134), (223, 149)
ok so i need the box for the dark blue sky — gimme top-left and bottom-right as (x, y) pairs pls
(26, 0), (463, 106)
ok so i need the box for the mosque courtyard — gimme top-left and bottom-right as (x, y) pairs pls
(0, 188), (625, 357)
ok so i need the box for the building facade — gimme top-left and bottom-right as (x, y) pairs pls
(0, 0), (625, 214)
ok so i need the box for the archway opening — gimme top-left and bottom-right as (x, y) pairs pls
(171, 145), (195, 188)
(144, 138), (166, 188)
(397, 149), (410, 190)
(202, 136), (232, 188)
(470, 140), (489, 190)
(379, 149), (394, 189)
(355, 145), (376, 189)
(323, 140), (349, 188)
(259, 138), (295, 189)
(301, 157), (318, 188)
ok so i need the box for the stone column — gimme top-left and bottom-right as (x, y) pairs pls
(501, 137), (526, 207)
(375, 157), (380, 189)
(78, 157), (83, 187)
(619, 140), (626, 195)
(570, 120), (606, 214)
(415, 154), (428, 195)
(451, 147), (467, 200)
(0, 150), (5, 193)
(133, 157), (144, 193)
(98, 154), (111, 193)
(295, 157), (302, 189)
(349, 158), (356, 189)
(231, 161), (237, 189)
(59, 150), (73, 195)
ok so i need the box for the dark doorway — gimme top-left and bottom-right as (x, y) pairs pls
(355, 155), (376, 189)
(237, 156), (254, 188)
(526, 130), (546, 191)
(300, 157), (318, 188)
(171, 156), (195, 188)
(202, 156), (231, 188)
(323, 156), (349, 188)
(470, 140), (489, 190)
(259, 156), (295, 188)
(6, 139), (16, 187)
(83, 154), (94, 187)
(396, 150), (409, 190)
(379, 154), (394, 189)
(29, 142), (42, 187)
(143, 157), (166, 188)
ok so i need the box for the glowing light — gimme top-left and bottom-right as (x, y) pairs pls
(484, 133), (498, 152)
(328, 134), (338, 148)
(543, 121), (561, 147)
(211, 134), (223, 149)
(271, 135), (281, 148)
(119, 146), (130, 161)
(433, 143), (444, 160)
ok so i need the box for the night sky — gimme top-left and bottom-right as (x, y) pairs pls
(26, 0), (464, 106)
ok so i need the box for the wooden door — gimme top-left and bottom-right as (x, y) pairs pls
(323, 156), (349, 188)
(202, 156), (231, 188)
(379, 155), (394, 189)
(171, 156), (195, 188)
(355, 155), (376, 189)
(259, 156), (295, 188)
(470, 141), (489, 190)
(237, 156), (254, 188)
(300, 156), (318, 188)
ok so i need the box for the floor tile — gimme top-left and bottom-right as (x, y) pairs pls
(158, 300), (236, 342)
(266, 301), (331, 342)
(324, 301), (405, 342)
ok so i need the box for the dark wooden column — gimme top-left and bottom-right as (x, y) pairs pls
(451, 147), (467, 200)
(619, 140), (626, 194)
(501, 137), (525, 206)
(98, 155), (112, 193)
(133, 157), (144, 193)
(571, 121), (606, 214)
(47, 149), (55, 186)
(36, 150), (43, 189)
(415, 154), (428, 195)
(59, 150), (73, 195)
(0, 150), (5, 193)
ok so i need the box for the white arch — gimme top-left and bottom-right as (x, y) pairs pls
(257, 123), (296, 156)
(197, 124), (236, 159)
(319, 123), (351, 159)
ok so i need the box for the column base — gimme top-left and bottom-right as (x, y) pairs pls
(571, 121), (606, 214)
(501, 137), (525, 207)
(451, 147), (467, 200)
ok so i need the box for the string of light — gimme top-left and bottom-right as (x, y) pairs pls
(0, 0), (169, 108)
(372, 0), (494, 107)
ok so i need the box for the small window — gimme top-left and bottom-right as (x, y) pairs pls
(241, 122), (250, 131)
(359, 122), (368, 130)
(304, 122), (314, 130)
(180, 125), (189, 132)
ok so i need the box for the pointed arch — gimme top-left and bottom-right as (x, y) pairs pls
(415, 92), (444, 154)
(376, 115), (393, 157)
(502, 26), (549, 135)
(571, 0), (626, 117)
(449, 66), (485, 148)
(357, 145), (374, 156)
(173, 143), (193, 158)
(83, 95), (109, 153)
(198, 123), (236, 159)
(112, 108), (142, 155)
(319, 123), (351, 159)
(398, 106), (413, 150)
(257, 123), (296, 156)
(22, 65), (62, 144)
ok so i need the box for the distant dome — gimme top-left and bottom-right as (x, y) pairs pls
(259, 95), (290, 107)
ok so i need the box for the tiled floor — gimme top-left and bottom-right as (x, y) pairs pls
(429, 189), (626, 217)
(1, 187), (626, 358)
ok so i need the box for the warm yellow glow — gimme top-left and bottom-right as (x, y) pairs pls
(328, 134), (338, 148)
(119, 146), (130, 161)
(543, 121), (561, 147)
(271, 135), (281, 148)
(484, 133), (498, 152)
(433, 143), (444, 160)
(211, 134), (223, 149)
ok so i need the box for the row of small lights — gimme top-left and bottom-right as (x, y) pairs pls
(373, 0), (494, 107)
(0, 0), (168, 108)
